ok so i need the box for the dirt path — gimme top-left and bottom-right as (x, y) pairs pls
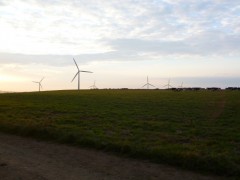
(0, 133), (225, 180)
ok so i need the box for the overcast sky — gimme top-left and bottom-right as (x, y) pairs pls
(0, 0), (240, 91)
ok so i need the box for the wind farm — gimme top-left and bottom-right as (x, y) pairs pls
(0, 0), (240, 179)
(1, 64), (240, 179)
(1, 62), (239, 178)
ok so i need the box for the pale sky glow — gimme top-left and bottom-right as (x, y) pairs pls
(0, 0), (240, 91)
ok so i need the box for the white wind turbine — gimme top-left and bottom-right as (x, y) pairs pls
(71, 58), (93, 90)
(89, 80), (98, 89)
(142, 76), (155, 89)
(178, 82), (184, 88)
(32, 77), (44, 92)
(163, 79), (172, 89)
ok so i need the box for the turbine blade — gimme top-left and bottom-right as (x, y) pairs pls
(73, 58), (80, 71)
(142, 84), (147, 87)
(80, 70), (93, 73)
(71, 72), (79, 82)
(40, 77), (44, 82)
(149, 83), (155, 87)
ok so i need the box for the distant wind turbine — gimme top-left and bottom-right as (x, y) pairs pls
(89, 80), (98, 89)
(32, 77), (44, 92)
(142, 76), (155, 89)
(71, 58), (93, 90)
(163, 79), (172, 89)
(178, 82), (184, 88)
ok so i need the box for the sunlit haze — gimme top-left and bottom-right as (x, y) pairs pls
(0, 0), (240, 92)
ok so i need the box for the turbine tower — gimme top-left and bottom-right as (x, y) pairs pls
(142, 76), (155, 89)
(71, 58), (93, 90)
(32, 77), (44, 92)
(163, 79), (172, 89)
(89, 80), (98, 89)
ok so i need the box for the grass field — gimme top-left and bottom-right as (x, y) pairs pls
(0, 90), (239, 177)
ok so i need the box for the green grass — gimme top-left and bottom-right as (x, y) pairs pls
(0, 90), (239, 177)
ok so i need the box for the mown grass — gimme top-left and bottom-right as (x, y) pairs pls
(0, 90), (239, 177)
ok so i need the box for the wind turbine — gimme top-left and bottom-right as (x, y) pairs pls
(71, 58), (93, 90)
(89, 80), (98, 89)
(32, 77), (44, 92)
(178, 82), (183, 88)
(142, 76), (155, 89)
(163, 79), (172, 89)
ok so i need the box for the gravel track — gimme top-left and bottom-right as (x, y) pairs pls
(0, 132), (224, 180)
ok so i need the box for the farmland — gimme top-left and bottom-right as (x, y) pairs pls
(0, 90), (239, 177)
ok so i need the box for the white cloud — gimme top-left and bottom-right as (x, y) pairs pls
(0, 0), (239, 56)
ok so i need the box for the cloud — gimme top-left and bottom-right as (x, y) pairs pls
(108, 30), (240, 56)
(1, 29), (239, 67)
(0, 53), (72, 66)
(0, 0), (239, 66)
(0, 51), (143, 66)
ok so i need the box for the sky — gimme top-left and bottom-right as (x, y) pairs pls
(0, 0), (240, 91)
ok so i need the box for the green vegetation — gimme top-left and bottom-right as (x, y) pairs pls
(0, 90), (239, 176)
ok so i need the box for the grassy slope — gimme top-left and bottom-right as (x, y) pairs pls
(0, 90), (239, 176)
